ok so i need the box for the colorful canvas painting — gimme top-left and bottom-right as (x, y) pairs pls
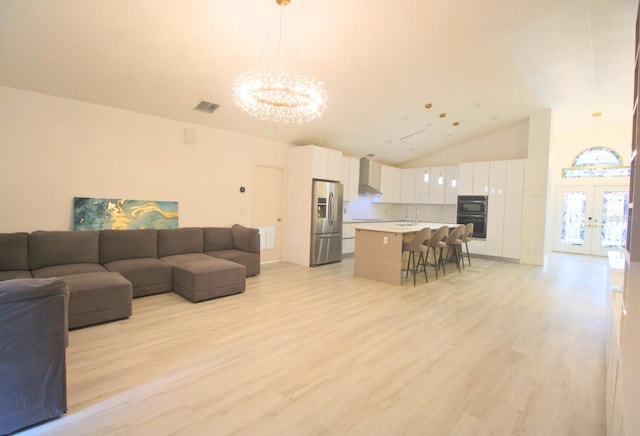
(74, 197), (179, 230)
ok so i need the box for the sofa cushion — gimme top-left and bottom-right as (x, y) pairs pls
(0, 271), (32, 281)
(29, 230), (100, 270)
(206, 250), (260, 277)
(231, 224), (260, 253)
(0, 233), (30, 272)
(100, 229), (158, 263)
(202, 227), (234, 251)
(103, 258), (172, 297)
(32, 263), (107, 278)
(157, 228), (203, 257)
(64, 272), (132, 329)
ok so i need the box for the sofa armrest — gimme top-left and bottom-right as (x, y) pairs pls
(231, 224), (260, 254)
(0, 277), (69, 347)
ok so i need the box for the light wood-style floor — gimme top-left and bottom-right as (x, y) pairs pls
(24, 253), (607, 435)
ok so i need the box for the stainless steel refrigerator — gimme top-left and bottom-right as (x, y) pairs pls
(310, 179), (343, 266)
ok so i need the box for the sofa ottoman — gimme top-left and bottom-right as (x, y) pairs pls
(161, 254), (245, 302)
(157, 228), (246, 302)
(65, 272), (132, 329)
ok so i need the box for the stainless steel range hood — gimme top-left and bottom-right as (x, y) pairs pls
(358, 158), (381, 195)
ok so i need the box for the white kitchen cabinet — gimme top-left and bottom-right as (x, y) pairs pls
(400, 168), (416, 204)
(472, 161), (490, 195)
(462, 159), (526, 260)
(485, 160), (507, 256)
(502, 159), (526, 259)
(327, 148), (343, 181)
(458, 162), (474, 195)
(467, 239), (486, 255)
(429, 166), (446, 204)
(375, 164), (394, 203)
(414, 167), (430, 204)
(341, 156), (359, 202)
(392, 166), (402, 203)
(342, 223), (356, 254)
(445, 165), (459, 205)
(310, 145), (342, 181)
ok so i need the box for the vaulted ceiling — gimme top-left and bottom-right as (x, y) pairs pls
(0, 0), (636, 165)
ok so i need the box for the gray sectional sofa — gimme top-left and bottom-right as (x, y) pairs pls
(0, 225), (260, 329)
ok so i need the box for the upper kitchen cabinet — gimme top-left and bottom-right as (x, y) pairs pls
(472, 161), (490, 195)
(414, 167), (431, 204)
(458, 163), (474, 195)
(445, 165), (459, 205)
(341, 156), (360, 202)
(429, 166), (446, 204)
(400, 168), (416, 204)
(457, 161), (489, 196)
(375, 164), (402, 203)
(308, 145), (342, 181)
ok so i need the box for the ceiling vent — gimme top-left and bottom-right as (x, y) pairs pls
(194, 100), (220, 114)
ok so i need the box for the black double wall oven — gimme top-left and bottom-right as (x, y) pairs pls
(457, 195), (488, 239)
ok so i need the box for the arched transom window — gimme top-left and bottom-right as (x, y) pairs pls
(562, 147), (630, 178)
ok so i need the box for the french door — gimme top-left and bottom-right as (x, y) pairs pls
(554, 186), (628, 256)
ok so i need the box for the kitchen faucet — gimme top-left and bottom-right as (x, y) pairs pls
(406, 204), (419, 225)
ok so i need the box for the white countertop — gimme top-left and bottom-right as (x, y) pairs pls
(352, 221), (458, 234)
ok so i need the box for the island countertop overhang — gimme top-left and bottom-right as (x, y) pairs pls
(353, 221), (459, 234)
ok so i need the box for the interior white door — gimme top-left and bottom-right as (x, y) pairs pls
(252, 165), (284, 262)
(554, 186), (628, 256)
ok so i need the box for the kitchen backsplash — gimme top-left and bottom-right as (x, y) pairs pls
(343, 195), (456, 223)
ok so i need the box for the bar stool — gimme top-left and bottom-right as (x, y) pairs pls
(462, 223), (474, 267)
(446, 225), (466, 272)
(423, 225), (449, 279)
(402, 227), (431, 286)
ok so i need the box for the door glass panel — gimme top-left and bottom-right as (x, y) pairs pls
(561, 192), (586, 245)
(600, 191), (629, 248)
(258, 225), (277, 250)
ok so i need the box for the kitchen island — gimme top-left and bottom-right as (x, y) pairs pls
(353, 221), (458, 285)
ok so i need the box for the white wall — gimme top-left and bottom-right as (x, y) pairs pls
(550, 121), (631, 188)
(546, 121), (631, 252)
(0, 86), (290, 232)
(403, 122), (529, 167)
(521, 109), (552, 265)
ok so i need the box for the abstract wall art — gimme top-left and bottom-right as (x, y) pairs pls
(73, 197), (179, 230)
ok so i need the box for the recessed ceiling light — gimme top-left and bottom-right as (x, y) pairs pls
(453, 121), (460, 126)
(592, 112), (602, 118)
(425, 103), (433, 109)
(439, 113), (446, 118)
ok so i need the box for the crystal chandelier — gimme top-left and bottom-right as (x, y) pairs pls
(232, 0), (328, 124)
